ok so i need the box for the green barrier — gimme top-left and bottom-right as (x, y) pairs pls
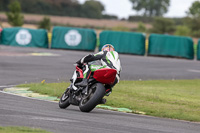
(0, 27), (48, 48)
(99, 30), (145, 55)
(197, 40), (200, 60)
(148, 34), (194, 59)
(0, 35), (1, 44)
(51, 26), (96, 51)
(0, 29), (2, 44)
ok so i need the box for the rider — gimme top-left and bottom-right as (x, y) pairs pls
(76, 44), (121, 96)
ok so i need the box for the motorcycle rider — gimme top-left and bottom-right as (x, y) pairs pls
(76, 44), (121, 96)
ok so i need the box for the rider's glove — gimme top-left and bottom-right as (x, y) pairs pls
(76, 60), (82, 66)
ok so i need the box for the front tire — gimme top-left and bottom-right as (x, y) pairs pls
(79, 83), (105, 112)
(59, 88), (70, 109)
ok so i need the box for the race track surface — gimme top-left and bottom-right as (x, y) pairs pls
(0, 92), (200, 133)
(0, 45), (199, 86)
(0, 45), (200, 133)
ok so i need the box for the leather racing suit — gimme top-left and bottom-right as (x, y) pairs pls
(76, 50), (121, 91)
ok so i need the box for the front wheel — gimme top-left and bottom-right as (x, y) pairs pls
(59, 88), (70, 109)
(79, 83), (105, 112)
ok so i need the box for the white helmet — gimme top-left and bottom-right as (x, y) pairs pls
(101, 44), (115, 52)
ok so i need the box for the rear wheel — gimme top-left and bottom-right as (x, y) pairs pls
(79, 83), (105, 112)
(59, 88), (70, 109)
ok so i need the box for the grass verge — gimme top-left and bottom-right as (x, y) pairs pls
(194, 44), (198, 56)
(0, 126), (50, 133)
(17, 79), (200, 122)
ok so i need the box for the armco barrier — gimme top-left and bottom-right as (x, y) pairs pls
(51, 26), (96, 51)
(148, 34), (194, 59)
(99, 30), (145, 55)
(0, 27), (48, 48)
(197, 40), (200, 60)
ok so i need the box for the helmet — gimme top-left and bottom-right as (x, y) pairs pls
(101, 44), (115, 52)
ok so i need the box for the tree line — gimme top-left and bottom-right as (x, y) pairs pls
(1, 0), (171, 19)
(130, 0), (200, 38)
(0, 0), (117, 19)
(2, 0), (200, 38)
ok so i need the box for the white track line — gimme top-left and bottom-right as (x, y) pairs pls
(0, 85), (17, 88)
(0, 90), (57, 103)
(188, 69), (200, 73)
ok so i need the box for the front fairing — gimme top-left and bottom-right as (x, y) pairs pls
(93, 68), (117, 84)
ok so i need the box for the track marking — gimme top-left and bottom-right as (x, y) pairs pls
(0, 114), (78, 123)
(0, 85), (17, 88)
(0, 52), (60, 57)
(0, 90), (57, 103)
(188, 69), (200, 73)
(31, 116), (78, 122)
(1, 90), (200, 124)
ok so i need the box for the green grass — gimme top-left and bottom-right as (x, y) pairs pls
(107, 80), (200, 121)
(18, 79), (200, 122)
(0, 126), (51, 133)
(194, 44), (198, 56)
(96, 38), (100, 47)
(18, 82), (70, 98)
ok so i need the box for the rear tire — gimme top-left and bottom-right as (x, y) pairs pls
(79, 83), (105, 112)
(59, 88), (70, 109)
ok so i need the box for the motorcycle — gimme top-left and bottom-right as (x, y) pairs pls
(59, 64), (117, 112)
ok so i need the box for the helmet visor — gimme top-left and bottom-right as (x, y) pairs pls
(102, 45), (115, 52)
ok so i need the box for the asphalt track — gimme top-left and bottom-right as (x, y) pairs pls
(0, 45), (200, 133)
(0, 45), (200, 86)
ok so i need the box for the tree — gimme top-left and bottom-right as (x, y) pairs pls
(38, 17), (51, 31)
(150, 17), (175, 34)
(1, 0), (106, 19)
(187, 1), (200, 18)
(6, 0), (24, 26)
(81, 0), (104, 19)
(129, 0), (170, 17)
(185, 1), (200, 37)
(0, 0), (11, 11)
(184, 17), (200, 37)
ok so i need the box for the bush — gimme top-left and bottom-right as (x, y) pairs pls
(150, 17), (175, 34)
(38, 17), (51, 31)
(137, 22), (146, 32)
(6, 0), (24, 26)
(174, 25), (191, 37)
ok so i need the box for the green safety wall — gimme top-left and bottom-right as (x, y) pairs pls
(148, 34), (194, 59)
(99, 31), (145, 55)
(0, 27), (48, 48)
(197, 40), (200, 60)
(51, 26), (96, 51)
(0, 28), (2, 44)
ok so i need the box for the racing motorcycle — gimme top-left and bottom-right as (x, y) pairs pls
(59, 64), (117, 112)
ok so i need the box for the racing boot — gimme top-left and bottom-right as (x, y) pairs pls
(75, 78), (88, 87)
(105, 88), (112, 96)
